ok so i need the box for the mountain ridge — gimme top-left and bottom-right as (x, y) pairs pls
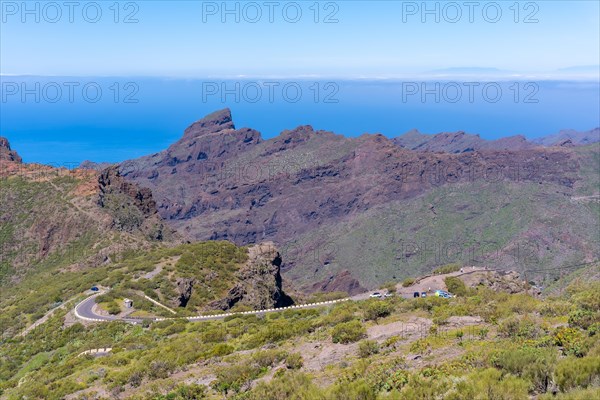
(108, 109), (599, 292)
(2, 110), (598, 294)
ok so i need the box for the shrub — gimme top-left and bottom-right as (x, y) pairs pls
(478, 327), (489, 340)
(498, 316), (543, 339)
(402, 278), (415, 287)
(539, 387), (600, 400)
(106, 302), (121, 315)
(329, 379), (376, 400)
(383, 335), (402, 350)
(128, 371), (143, 387)
(213, 363), (260, 394)
(454, 368), (529, 400)
(364, 301), (392, 321)
(210, 343), (234, 357)
(444, 277), (469, 297)
(332, 320), (367, 344)
(155, 383), (206, 399)
(247, 371), (321, 399)
(358, 340), (380, 358)
(539, 300), (571, 317)
(163, 321), (187, 336)
(569, 309), (598, 330)
(589, 323), (600, 337)
(323, 304), (358, 326)
(148, 361), (172, 380)
(554, 356), (600, 392)
(286, 353), (303, 370)
(362, 358), (409, 392)
(251, 349), (286, 369)
(201, 327), (226, 343)
(493, 347), (557, 393)
(554, 327), (588, 357)
(410, 338), (430, 355)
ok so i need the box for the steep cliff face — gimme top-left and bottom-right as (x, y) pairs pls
(97, 166), (173, 240)
(0, 137), (22, 163)
(98, 166), (158, 217)
(211, 242), (294, 310)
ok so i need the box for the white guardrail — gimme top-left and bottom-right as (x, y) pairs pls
(73, 294), (108, 322)
(183, 298), (349, 322)
(74, 294), (350, 324)
(77, 348), (113, 357)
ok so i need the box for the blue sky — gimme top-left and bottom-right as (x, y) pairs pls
(2, 1), (599, 78)
(1, 1), (599, 164)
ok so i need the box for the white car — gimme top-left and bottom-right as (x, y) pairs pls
(370, 292), (382, 298)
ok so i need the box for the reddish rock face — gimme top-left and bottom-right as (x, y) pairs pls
(0, 137), (22, 163)
(311, 270), (366, 296)
(117, 109), (593, 293)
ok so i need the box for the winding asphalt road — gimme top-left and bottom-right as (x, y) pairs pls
(73, 292), (352, 324)
(73, 267), (491, 324)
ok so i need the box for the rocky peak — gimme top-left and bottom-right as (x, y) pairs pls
(0, 136), (23, 163)
(210, 242), (294, 311)
(182, 108), (235, 139)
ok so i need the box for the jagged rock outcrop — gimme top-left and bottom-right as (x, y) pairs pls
(468, 271), (530, 294)
(176, 277), (195, 307)
(97, 166), (170, 240)
(211, 242), (294, 310)
(0, 137), (22, 163)
(98, 166), (157, 217)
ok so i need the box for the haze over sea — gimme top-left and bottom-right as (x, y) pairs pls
(1, 76), (599, 165)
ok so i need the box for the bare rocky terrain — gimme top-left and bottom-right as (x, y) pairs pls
(112, 109), (599, 292)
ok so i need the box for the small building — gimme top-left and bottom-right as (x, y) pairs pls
(124, 298), (133, 308)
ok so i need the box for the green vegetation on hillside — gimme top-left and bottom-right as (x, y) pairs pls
(1, 276), (598, 399)
(286, 180), (600, 290)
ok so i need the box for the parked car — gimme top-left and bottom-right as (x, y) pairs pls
(421, 292), (427, 298)
(413, 292), (420, 298)
(384, 293), (393, 298)
(370, 292), (382, 298)
(434, 290), (453, 298)
(90, 286), (99, 292)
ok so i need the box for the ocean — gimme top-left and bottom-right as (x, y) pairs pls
(1, 76), (599, 164)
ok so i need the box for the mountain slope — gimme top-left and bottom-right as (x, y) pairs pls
(391, 130), (536, 153)
(533, 128), (600, 147)
(0, 154), (181, 336)
(118, 109), (599, 292)
(392, 127), (600, 153)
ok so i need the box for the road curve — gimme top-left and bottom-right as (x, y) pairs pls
(73, 292), (352, 324)
(74, 293), (144, 324)
(73, 268), (492, 324)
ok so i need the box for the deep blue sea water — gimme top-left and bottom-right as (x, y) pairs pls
(1, 77), (599, 165)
